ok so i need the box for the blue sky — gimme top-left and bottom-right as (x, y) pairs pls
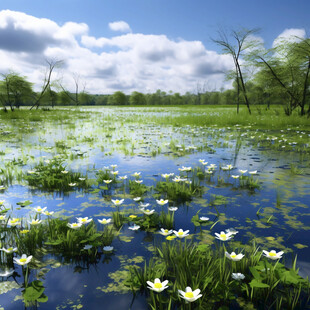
(0, 0), (309, 94)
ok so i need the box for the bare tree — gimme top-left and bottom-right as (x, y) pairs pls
(59, 73), (86, 105)
(213, 27), (259, 114)
(30, 59), (63, 110)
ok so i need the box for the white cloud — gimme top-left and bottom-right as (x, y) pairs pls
(0, 9), (234, 94)
(108, 21), (131, 33)
(273, 28), (306, 47)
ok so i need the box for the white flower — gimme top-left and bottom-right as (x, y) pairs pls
(147, 278), (169, 293)
(262, 250), (284, 260)
(207, 164), (217, 170)
(119, 175), (127, 180)
(178, 286), (202, 302)
(0, 214), (6, 221)
(168, 207), (178, 212)
(135, 180), (143, 184)
(61, 170), (68, 174)
(225, 251), (244, 261)
(0, 200), (5, 205)
(222, 164), (233, 170)
(142, 209), (155, 215)
(0, 268), (14, 277)
(239, 169), (247, 174)
(77, 217), (92, 224)
(173, 229), (190, 238)
(103, 180), (112, 184)
(132, 172), (141, 177)
(178, 166), (192, 172)
(172, 177), (187, 182)
(225, 228), (239, 235)
(159, 228), (173, 236)
(232, 273), (245, 281)
(43, 211), (54, 216)
(133, 197), (141, 201)
(103, 246), (114, 252)
(231, 175), (239, 179)
(156, 199), (168, 206)
(249, 170), (257, 175)
(128, 224), (140, 230)
(139, 203), (150, 208)
(161, 173), (171, 178)
(28, 219), (42, 225)
(83, 245), (92, 250)
(98, 218), (111, 224)
(110, 164), (117, 169)
(205, 170), (213, 174)
(68, 183), (76, 186)
(79, 177), (86, 181)
(67, 222), (82, 229)
(215, 231), (234, 241)
(8, 218), (21, 227)
(111, 171), (119, 175)
(111, 199), (124, 206)
(34, 206), (47, 214)
(0, 247), (17, 254)
(199, 217), (209, 221)
(13, 254), (33, 266)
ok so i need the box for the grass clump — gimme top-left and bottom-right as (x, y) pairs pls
(25, 156), (89, 192)
(127, 240), (310, 309)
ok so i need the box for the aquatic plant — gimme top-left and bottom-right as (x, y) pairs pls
(25, 156), (89, 192)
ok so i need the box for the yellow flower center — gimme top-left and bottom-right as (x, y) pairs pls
(269, 252), (276, 257)
(102, 220), (107, 223)
(145, 209), (150, 212)
(21, 230), (29, 234)
(11, 219), (18, 223)
(220, 233), (227, 240)
(115, 200), (120, 203)
(8, 247), (13, 251)
(129, 215), (137, 218)
(73, 223), (78, 227)
(231, 254), (237, 258)
(154, 283), (162, 289)
(20, 258), (27, 263)
(166, 236), (176, 240)
(164, 229), (168, 233)
(178, 232), (183, 236)
(81, 219), (86, 222)
(185, 292), (194, 298)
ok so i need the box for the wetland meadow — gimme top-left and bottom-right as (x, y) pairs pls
(0, 106), (309, 309)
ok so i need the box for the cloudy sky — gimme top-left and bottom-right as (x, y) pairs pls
(0, 0), (309, 94)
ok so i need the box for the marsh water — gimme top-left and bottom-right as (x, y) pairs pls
(0, 106), (309, 309)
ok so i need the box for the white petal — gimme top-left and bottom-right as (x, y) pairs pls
(146, 281), (154, 287)
(192, 289), (201, 296)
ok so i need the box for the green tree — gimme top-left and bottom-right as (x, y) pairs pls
(57, 91), (72, 106)
(0, 72), (34, 111)
(107, 91), (127, 105)
(129, 91), (146, 105)
(252, 37), (310, 115)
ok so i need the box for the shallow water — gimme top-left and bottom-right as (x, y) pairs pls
(0, 107), (309, 309)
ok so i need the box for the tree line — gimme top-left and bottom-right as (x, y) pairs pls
(0, 28), (309, 116)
